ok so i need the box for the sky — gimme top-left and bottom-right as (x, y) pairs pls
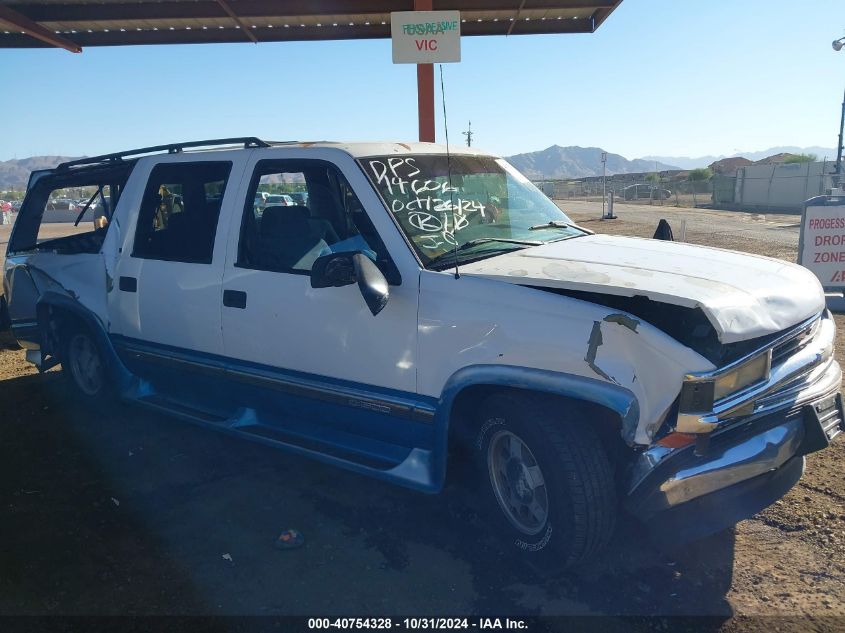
(1, 0), (844, 161)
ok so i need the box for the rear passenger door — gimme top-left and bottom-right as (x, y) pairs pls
(111, 156), (247, 359)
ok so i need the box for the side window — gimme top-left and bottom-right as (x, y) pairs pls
(36, 184), (112, 243)
(132, 161), (231, 264)
(8, 163), (131, 255)
(238, 160), (392, 277)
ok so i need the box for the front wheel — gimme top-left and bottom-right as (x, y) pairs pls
(473, 393), (617, 568)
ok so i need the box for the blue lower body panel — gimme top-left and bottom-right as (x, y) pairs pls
(111, 335), (441, 492)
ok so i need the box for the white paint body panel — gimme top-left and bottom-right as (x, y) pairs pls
(4, 252), (108, 327)
(108, 150), (253, 355)
(417, 271), (714, 445)
(458, 234), (825, 344)
(219, 148), (420, 392)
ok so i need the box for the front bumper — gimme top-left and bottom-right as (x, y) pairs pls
(627, 354), (842, 538)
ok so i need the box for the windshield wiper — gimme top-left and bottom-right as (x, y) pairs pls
(528, 220), (578, 231)
(427, 237), (542, 269)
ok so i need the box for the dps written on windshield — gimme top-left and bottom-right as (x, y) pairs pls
(362, 154), (585, 266)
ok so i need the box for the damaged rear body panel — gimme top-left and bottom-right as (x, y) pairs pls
(5, 253), (108, 351)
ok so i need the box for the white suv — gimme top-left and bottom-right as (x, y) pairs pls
(3, 138), (842, 567)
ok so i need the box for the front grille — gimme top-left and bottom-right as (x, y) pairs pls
(771, 318), (820, 366)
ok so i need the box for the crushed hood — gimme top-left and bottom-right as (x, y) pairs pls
(459, 234), (825, 344)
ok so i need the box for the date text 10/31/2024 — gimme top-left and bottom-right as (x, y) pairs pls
(307, 617), (529, 630)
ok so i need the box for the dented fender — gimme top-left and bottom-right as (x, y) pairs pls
(432, 363), (640, 485)
(419, 271), (714, 446)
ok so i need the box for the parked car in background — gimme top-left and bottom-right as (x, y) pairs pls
(266, 194), (295, 206)
(623, 184), (672, 201)
(254, 192), (296, 213)
(45, 198), (77, 211)
(289, 191), (309, 207)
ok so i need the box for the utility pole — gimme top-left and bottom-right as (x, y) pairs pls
(601, 151), (607, 217)
(462, 121), (473, 147)
(836, 85), (844, 188)
(832, 36), (845, 189)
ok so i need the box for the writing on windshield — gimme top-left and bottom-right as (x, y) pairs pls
(362, 154), (580, 266)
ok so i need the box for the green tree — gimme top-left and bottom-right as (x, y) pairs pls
(783, 153), (817, 164)
(645, 172), (660, 183)
(688, 168), (713, 181)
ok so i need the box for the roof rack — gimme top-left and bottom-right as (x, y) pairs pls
(56, 137), (270, 170)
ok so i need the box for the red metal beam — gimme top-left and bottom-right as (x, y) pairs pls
(415, 0), (436, 143)
(0, 4), (81, 52)
(216, 0), (258, 43)
(417, 64), (435, 143)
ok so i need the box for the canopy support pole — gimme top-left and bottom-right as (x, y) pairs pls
(415, 0), (435, 142)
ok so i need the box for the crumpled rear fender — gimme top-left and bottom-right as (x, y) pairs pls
(35, 290), (133, 390)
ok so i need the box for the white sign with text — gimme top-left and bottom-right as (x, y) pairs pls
(800, 199), (845, 289)
(391, 11), (461, 64)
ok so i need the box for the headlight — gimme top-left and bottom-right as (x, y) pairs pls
(680, 351), (771, 413)
(713, 352), (771, 401)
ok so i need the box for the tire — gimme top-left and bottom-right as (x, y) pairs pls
(61, 324), (114, 403)
(472, 393), (617, 568)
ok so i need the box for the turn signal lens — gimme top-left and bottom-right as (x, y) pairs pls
(656, 432), (698, 449)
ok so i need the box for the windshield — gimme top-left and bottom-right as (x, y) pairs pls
(360, 154), (585, 268)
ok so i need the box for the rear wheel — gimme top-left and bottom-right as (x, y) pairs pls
(62, 325), (113, 402)
(472, 393), (617, 567)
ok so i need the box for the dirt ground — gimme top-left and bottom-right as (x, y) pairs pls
(0, 205), (843, 629)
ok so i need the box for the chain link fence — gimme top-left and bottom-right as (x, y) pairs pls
(536, 160), (839, 212)
(540, 178), (714, 208)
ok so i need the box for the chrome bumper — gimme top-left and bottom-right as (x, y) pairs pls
(628, 355), (842, 520)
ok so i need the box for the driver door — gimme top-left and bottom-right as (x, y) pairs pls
(220, 154), (419, 403)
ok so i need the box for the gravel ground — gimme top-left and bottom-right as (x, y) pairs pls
(0, 206), (842, 629)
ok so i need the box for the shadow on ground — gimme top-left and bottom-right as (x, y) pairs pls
(0, 371), (735, 626)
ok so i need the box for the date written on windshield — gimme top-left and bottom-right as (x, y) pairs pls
(367, 158), (488, 250)
(308, 617), (529, 630)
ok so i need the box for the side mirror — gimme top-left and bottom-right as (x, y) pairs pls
(311, 252), (356, 288)
(310, 252), (390, 316)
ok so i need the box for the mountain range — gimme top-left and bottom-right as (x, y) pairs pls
(640, 146), (838, 170)
(0, 156), (79, 191)
(505, 146), (678, 180)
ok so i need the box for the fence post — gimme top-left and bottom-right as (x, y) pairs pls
(803, 161), (811, 203)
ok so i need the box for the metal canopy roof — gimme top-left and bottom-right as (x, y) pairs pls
(0, 1), (622, 52)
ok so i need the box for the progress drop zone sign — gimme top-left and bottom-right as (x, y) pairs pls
(391, 11), (461, 63)
(800, 196), (845, 289)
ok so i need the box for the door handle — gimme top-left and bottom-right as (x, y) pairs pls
(223, 289), (247, 309)
(119, 276), (137, 292)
